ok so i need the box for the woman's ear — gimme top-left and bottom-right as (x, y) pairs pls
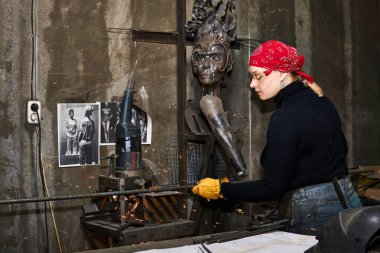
(279, 72), (289, 83)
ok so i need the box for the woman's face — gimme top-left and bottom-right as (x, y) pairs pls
(248, 66), (283, 100)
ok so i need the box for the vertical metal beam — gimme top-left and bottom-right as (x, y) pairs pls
(177, 0), (187, 185)
(294, 0), (312, 74)
(342, 0), (353, 168)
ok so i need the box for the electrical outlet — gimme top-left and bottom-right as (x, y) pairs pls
(27, 101), (41, 124)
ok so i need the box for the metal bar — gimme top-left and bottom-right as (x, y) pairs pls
(0, 185), (194, 205)
(206, 225), (284, 244)
(130, 30), (242, 49)
(132, 30), (179, 45)
(119, 195), (126, 225)
(176, 0), (187, 185)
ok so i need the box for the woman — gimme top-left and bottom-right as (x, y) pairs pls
(192, 40), (362, 235)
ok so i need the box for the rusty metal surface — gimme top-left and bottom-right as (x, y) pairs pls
(80, 179), (190, 243)
(82, 219), (195, 246)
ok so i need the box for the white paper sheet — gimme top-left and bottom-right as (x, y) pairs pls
(136, 231), (318, 253)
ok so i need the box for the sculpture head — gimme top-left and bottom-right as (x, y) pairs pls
(189, 0), (236, 96)
(192, 34), (232, 88)
(84, 105), (93, 117)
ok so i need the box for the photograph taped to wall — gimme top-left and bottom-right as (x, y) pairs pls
(99, 102), (152, 145)
(57, 103), (100, 167)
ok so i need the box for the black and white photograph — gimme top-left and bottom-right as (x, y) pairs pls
(132, 104), (152, 145)
(100, 102), (152, 145)
(57, 103), (100, 167)
(99, 102), (119, 144)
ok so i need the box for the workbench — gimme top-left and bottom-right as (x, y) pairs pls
(77, 231), (318, 253)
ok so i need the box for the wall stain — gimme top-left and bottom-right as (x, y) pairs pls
(44, 0), (112, 111)
(0, 102), (16, 139)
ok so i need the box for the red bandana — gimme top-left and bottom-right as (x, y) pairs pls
(249, 40), (314, 83)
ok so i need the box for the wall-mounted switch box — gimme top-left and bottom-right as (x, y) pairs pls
(27, 101), (41, 124)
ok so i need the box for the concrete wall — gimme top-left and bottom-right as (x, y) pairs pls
(0, 0), (379, 252)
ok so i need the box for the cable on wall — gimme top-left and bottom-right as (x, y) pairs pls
(31, 0), (37, 100)
(30, 1), (47, 251)
(30, 0), (62, 252)
(34, 113), (63, 253)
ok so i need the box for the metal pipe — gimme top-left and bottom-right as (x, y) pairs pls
(0, 185), (194, 205)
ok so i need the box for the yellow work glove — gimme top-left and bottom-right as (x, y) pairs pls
(192, 177), (229, 200)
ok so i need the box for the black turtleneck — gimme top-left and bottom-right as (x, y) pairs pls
(221, 81), (348, 202)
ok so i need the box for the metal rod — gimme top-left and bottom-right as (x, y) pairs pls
(0, 185), (194, 205)
(206, 225), (284, 244)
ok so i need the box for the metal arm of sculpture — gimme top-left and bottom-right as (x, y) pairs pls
(200, 95), (246, 176)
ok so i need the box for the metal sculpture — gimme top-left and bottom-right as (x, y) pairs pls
(187, 0), (246, 176)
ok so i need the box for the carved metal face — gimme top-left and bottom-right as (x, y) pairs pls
(191, 38), (231, 87)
